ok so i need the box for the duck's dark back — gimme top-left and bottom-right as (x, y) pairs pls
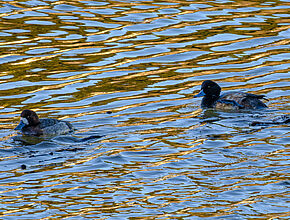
(39, 119), (61, 128)
(220, 92), (267, 109)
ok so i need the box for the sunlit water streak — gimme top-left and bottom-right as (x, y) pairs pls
(0, 0), (289, 219)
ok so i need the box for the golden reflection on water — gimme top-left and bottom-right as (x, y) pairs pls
(0, 0), (289, 219)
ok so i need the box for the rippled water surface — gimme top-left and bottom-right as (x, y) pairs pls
(0, 0), (289, 219)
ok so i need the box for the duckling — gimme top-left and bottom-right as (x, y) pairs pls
(194, 80), (268, 110)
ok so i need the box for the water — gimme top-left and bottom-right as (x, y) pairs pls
(0, 0), (289, 219)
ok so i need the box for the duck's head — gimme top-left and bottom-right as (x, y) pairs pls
(15, 109), (40, 130)
(194, 80), (221, 99)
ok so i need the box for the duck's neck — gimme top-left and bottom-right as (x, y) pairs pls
(201, 95), (219, 108)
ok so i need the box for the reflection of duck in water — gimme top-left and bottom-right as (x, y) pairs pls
(194, 80), (268, 110)
(15, 109), (74, 136)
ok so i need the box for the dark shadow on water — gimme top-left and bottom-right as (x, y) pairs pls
(12, 134), (104, 145)
(198, 108), (285, 125)
(192, 108), (289, 140)
(7, 134), (104, 172)
(250, 115), (290, 126)
(53, 135), (104, 143)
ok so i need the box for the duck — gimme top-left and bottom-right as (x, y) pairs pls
(14, 109), (74, 136)
(194, 80), (268, 110)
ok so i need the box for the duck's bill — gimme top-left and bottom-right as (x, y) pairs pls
(14, 121), (25, 130)
(194, 90), (205, 98)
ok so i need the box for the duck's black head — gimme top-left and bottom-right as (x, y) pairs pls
(15, 109), (40, 130)
(194, 80), (222, 108)
(194, 80), (221, 99)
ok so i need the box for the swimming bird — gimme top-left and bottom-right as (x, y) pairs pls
(194, 80), (268, 110)
(15, 109), (74, 136)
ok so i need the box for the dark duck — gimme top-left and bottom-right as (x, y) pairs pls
(15, 109), (74, 136)
(194, 80), (268, 110)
